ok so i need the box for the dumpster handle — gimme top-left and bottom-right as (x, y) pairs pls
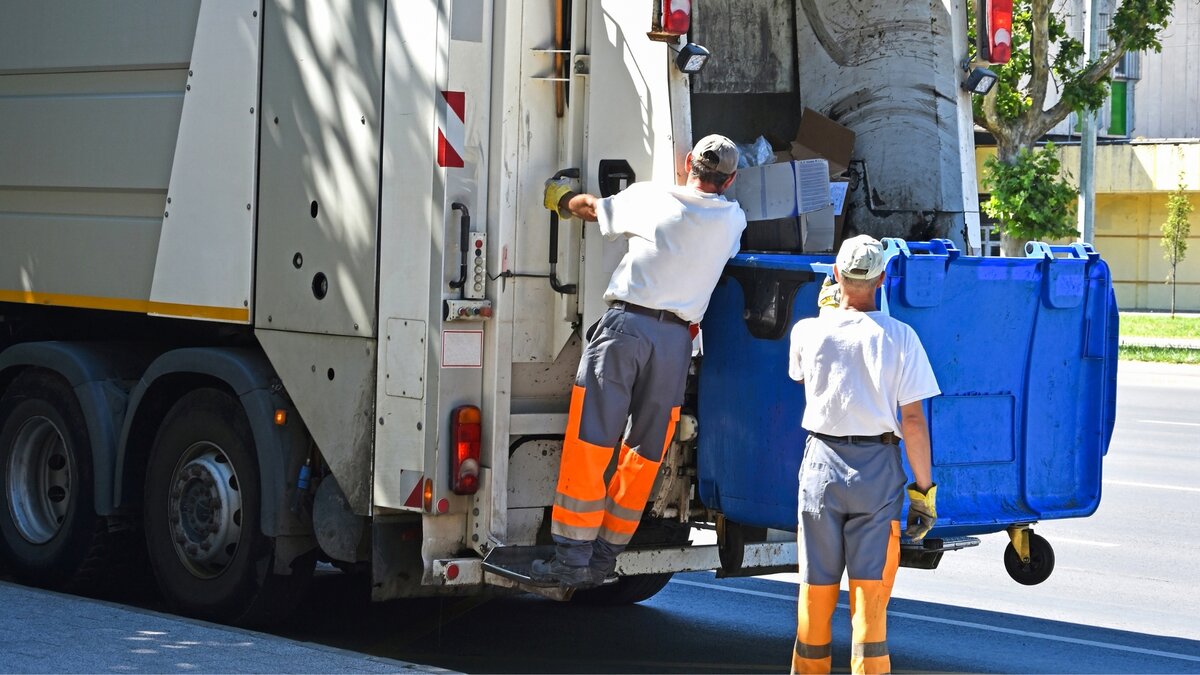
(883, 238), (960, 260)
(1025, 241), (1098, 261)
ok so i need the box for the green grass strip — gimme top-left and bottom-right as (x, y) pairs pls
(1119, 314), (1200, 339)
(1119, 345), (1200, 365)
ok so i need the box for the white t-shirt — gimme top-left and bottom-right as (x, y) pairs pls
(596, 183), (747, 324)
(788, 309), (940, 437)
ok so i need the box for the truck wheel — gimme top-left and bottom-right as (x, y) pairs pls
(572, 571), (675, 605)
(1003, 533), (1055, 586)
(143, 388), (313, 625)
(0, 370), (110, 590)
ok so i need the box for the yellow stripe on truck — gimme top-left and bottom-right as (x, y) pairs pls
(0, 289), (250, 323)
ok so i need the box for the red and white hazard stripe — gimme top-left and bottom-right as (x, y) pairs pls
(438, 90), (465, 168)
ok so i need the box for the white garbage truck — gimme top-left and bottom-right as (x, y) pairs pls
(2, 0), (1091, 625)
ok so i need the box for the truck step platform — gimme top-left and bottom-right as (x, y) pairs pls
(481, 545), (619, 598)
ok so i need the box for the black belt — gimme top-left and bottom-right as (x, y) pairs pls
(610, 301), (689, 326)
(811, 431), (900, 446)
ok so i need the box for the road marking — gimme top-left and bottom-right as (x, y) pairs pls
(1137, 419), (1200, 427)
(670, 579), (1200, 664)
(1105, 479), (1200, 494)
(1048, 536), (1119, 548)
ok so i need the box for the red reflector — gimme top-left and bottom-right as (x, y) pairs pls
(437, 498), (450, 513)
(446, 563), (460, 581)
(451, 405), (482, 495)
(661, 0), (691, 35)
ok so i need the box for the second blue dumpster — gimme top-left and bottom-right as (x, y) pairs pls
(697, 239), (1119, 584)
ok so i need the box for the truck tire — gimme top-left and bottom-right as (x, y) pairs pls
(0, 370), (118, 591)
(143, 388), (313, 626)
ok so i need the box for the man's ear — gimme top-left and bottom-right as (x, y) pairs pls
(874, 272), (886, 289)
(832, 267), (842, 283)
(722, 171), (737, 192)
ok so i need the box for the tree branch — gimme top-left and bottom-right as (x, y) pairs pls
(1027, 0), (1052, 132)
(980, 85), (1005, 141)
(1037, 44), (1127, 137)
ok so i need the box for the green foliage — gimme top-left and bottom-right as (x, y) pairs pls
(981, 144), (1079, 242)
(972, 0), (1174, 129)
(1162, 177), (1193, 318)
(1162, 177), (1193, 271)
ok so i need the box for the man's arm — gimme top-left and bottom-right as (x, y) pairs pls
(562, 192), (598, 222)
(899, 400), (933, 491)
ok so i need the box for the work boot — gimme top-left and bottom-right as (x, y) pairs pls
(590, 538), (622, 586)
(530, 556), (593, 588)
(590, 565), (619, 587)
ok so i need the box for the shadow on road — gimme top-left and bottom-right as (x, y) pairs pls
(268, 571), (1200, 674)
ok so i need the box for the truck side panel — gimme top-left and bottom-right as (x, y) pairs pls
(255, 0), (384, 339)
(252, 0), (388, 514)
(0, 2), (262, 322)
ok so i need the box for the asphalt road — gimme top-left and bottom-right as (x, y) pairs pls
(3, 362), (1197, 673)
(271, 360), (1200, 674)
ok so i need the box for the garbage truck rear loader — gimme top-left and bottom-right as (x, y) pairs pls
(0, 0), (1115, 623)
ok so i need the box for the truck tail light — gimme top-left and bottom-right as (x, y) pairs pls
(978, 0), (1013, 65)
(662, 0), (691, 35)
(451, 406), (481, 495)
(649, 0), (691, 41)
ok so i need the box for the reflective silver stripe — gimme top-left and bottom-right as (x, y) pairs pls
(597, 526), (633, 545)
(554, 492), (606, 514)
(851, 641), (889, 659)
(552, 522), (600, 541)
(794, 641), (832, 659)
(604, 497), (643, 522)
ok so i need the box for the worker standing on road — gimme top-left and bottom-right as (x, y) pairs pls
(530, 135), (747, 588)
(787, 235), (940, 674)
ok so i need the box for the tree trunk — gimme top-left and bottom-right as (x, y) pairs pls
(1171, 263), (1177, 317)
(1000, 233), (1028, 258)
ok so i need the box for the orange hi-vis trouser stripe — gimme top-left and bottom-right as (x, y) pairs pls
(792, 583), (838, 674)
(600, 408), (678, 545)
(551, 386), (679, 545)
(550, 385), (612, 541)
(849, 521), (901, 674)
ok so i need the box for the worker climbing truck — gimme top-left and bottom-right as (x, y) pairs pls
(0, 1), (1116, 623)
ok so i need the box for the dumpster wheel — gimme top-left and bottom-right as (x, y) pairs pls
(1003, 530), (1055, 585)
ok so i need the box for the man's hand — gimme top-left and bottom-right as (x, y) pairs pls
(817, 277), (841, 311)
(543, 177), (575, 219)
(905, 482), (937, 540)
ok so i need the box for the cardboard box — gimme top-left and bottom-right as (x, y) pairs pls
(830, 178), (850, 248)
(790, 108), (855, 177)
(728, 159), (831, 222)
(741, 208), (835, 253)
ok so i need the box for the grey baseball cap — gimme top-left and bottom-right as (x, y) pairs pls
(836, 234), (886, 279)
(692, 134), (739, 175)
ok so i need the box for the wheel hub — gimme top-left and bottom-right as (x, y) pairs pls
(167, 443), (242, 579)
(6, 416), (73, 545)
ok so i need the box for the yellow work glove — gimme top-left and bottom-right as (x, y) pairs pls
(817, 277), (841, 311)
(905, 483), (937, 541)
(543, 176), (575, 219)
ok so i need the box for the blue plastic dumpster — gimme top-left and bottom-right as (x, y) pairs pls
(697, 239), (1119, 582)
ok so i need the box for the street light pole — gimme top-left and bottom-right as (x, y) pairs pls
(1078, 0), (1103, 244)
